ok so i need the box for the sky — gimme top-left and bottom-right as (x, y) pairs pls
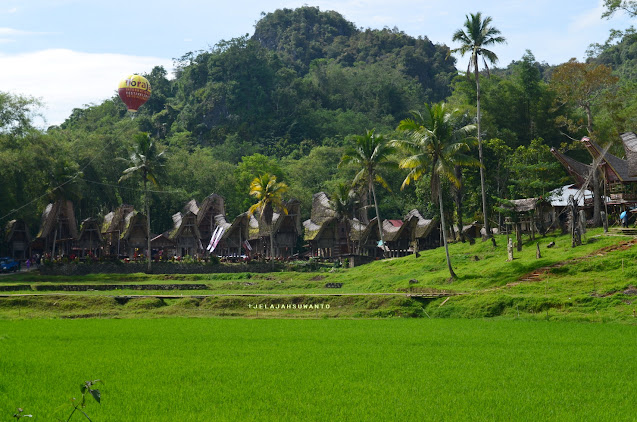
(0, 0), (633, 127)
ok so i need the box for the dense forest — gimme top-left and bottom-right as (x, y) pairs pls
(1, 5), (636, 247)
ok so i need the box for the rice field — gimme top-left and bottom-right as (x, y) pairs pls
(1, 318), (635, 421)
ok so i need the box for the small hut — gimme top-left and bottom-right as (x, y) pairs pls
(501, 198), (550, 237)
(248, 199), (302, 258)
(350, 217), (382, 258)
(120, 210), (148, 258)
(75, 217), (103, 257)
(303, 192), (349, 258)
(272, 199), (301, 258)
(215, 213), (250, 257)
(168, 204), (202, 258)
(196, 194), (226, 246)
(382, 219), (413, 257)
(4, 219), (31, 260)
(101, 205), (134, 256)
(405, 210), (440, 251)
(151, 233), (176, 259)
(32, 200), (78, 257)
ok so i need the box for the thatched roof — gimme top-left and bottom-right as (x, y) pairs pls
(220, 212), (250, 241)
(183, 199), (199, 216)
(248, 214), (260, 240)
(404, 209), (439, 239)
(503, 198), (541, 213)
(550, 148), (592, 188)
(36, 200), (78, 240)
(78, 217), (103, 243)
(4, 219), (30, 243)
(382, 219), (407, 242)
(581, 137), (637, 182)
(309, 192), (337, 224)
(101, 205), (134, 234)
(620, 132), (637, 177)
(168, 207), (201, 241)
(303, 216), (337, 241)
(350, 217), (379, 242)
(120, 210), (147, 241)
(303, 192), (339, 241)
(197, 194), (226, 227)
(248, 199), (302, 239)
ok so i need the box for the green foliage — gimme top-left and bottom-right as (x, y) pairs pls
(4, 6), (637, 252)
(602, 0), (637, 18)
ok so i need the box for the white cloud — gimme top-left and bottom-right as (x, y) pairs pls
(0, 49), (172, 127)
(7, 7), (17, 13)
(569, 0), (606, 32)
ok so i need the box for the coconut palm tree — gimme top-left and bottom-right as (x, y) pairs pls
(393, 102), (478, 280)
(451, 12), (506, 240)
(247, 173), (288, 259)
(119, 133), (166, 272)
(339, 129), (396, 258)
(330, 182), (357, 254)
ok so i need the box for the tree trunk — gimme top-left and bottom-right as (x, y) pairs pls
(585, 104), (594, 137)
(269, 224), (275, 261)
(454, 165), (465, 242)
(438, 176), (457, 279)
(145, 177), (151, 272)
(592, 168), (601, 226)
(370, 178), (386, 258)
(475, 57), (491, 240)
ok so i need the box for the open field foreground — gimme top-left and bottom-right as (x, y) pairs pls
(1, 318), (636, 421)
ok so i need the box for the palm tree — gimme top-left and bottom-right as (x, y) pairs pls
(247, 173), (288, 259)
(451, 12), (506, 240)
(339, 130), (396, 258)
(119, 133), (166, 272)
(330, 182), (357, 254)
(393, 102), (478, 280)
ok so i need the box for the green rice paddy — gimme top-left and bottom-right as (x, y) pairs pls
(1, 318), (635, 421)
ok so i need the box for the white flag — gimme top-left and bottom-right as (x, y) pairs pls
(209, 226), (226, 253)
(207, 226), (221, 252)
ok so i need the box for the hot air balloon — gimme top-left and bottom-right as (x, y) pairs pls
(118, 74), (152, 112)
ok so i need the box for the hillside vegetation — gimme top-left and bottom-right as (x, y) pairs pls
(3, 6), (637, 237)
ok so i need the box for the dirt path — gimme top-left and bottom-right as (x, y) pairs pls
(505, 236), (637, 288)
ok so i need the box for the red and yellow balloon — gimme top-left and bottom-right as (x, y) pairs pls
(118, 74), (152, 112)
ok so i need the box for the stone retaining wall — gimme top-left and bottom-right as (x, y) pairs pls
(33, 284), (209, 291)
(39, 261), (285, 276)
(0, 284), (31, 292)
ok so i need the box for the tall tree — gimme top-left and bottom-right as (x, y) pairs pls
(339, 129), (396, 257)
(248, 173), (289, 259)
(602, 0), (637, 18)
(119, 133), (166, 272)
(394, 102), (477, 279)
(330, 182), (357, 253)
(550, 59), (618, 226)
(550, 59), (618, 137)
(451, 12), (506, 240)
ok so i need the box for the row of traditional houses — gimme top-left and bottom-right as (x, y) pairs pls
(5, 132), (636, 261)
(3, 192), (443, 261)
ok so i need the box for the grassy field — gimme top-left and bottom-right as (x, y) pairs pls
(1, 318), (635, 421)
(1, 229), (635, 322)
